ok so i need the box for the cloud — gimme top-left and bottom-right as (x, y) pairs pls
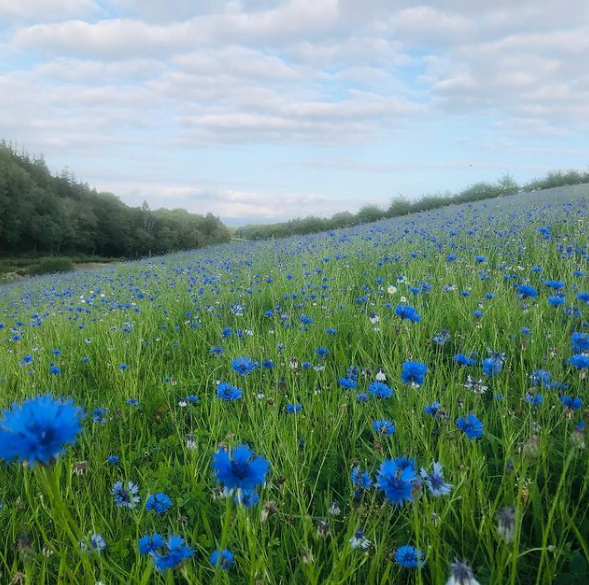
(0, 0), (102, 24)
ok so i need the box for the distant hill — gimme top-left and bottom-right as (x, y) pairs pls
(0, 141), (231, 258)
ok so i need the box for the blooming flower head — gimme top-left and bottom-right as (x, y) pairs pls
(568, 354), (589, 370)
(482, 356), (503, 376)
(420, 461), (452, 497)
(147, 535), (194, 572)
(112, 481), (140, 509)
(395, 545), (424, 568)
(212, 444), (270, 491)
(395, 305), (422, 322)
(401, 361), (427, 386)
(350, 466), (373, 489)
(518, 284), (538, 299)
(80, 533), (106, 554)
(216, 382), (243, 401)
(571, 332), (589, 353)
(368, 381), (393, 399)
(349, 528), (370, 549)
(145, 492), (173, 514)
(210, 548), (234, 570)
(231, 357), (258, 376)
(372, 419), (396, 436)
(376, 458), (417, 505)
(456, 414), (484, 439)
(0, 395), (84, 466)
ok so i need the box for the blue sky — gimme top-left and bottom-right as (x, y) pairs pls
(1, 0), (588, 225)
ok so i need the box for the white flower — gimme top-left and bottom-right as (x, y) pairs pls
(446, 560), (480, 585)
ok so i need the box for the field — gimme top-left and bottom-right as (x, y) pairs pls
(1, 185), (589, 585)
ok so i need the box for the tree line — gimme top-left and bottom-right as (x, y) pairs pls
(235, 170), (589, 240)
(0, 141), (231, 258)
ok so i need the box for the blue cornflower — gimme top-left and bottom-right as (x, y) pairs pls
(518, 284), (538, 299)
(210, 345), (224, 357)
(424, 401), (440, 416)
(548, 296), (565, 307)
(530, 369), (552, 387)
(152, 535), (194, 572)
(231, 358), (257, 376)
(525, 393), (543, 407)
(372, 419), (396, 436)
(325, 328), (337, 335)
(376, 459), (416, 505)
(395, 545), (424, 568)
(315, 347), (329, 359)
(234, 488), (259, 508)
(139, 533), (165, 555)
(420, 462), (452, 497)
(350, 466), (373, 489)
(112, 481), (140, 509)
(482, 356), (503, 376)
(49, 365), (61, 375)
(286, 403), (302, 414)
(368, 381), (393, 399)
(80, 533), (106, 554)
(454, 353), (476, 366)
(211, 444), (270, 491)
(456, 413), (484, 439)
(0, 395), (83, 466)
(401, 361), (427, 386)
(216, 383), (243, 401)
(338, 377), (357, 390)
(107, 455), (120, 464)
(210, 548), (234, 570)
(395, 305), (422, 322)
(568, 354), (589, 370)
(356, 392), (368, 403)
(126, 398), (140, 406)
(560, 395), (583, 410)
(577, 292), (589, 304)
(93, 408), (107, 423)
(571, 333), (589, 352)
(262, 359), (274, 369)
(146, 492), (173, 514)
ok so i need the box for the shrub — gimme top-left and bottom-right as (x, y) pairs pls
(27, 257), (75, 275)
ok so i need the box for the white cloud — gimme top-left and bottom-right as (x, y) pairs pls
(0, 0), (102, 24)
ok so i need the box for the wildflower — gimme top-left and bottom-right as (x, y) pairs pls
(211, 444), (270, 491)
(454, 353), (476, 366)
(210, 548), (234, 570)
(560, 395), (583, 410)
(496, 506), (515, 543)
(372, 419), (396, 436)
(568, 354), (589, 370)
(150, 535), (194, 572)
(316, 520), (330, 538)
(234, 488), (259, 508)
(420, 461), (452, 497)
(518, 284), (538, 299)
(261, 500), (277, 522)
(145, 493), (173, 514)
(216, 383), (243, 401)
(107, 455), (120, 464)
(338, 376), (357, 390)
(482, 356), (503, 376)
(525, 393), (543, 407)
(570, 421), (586, 449)
(356, 392), (368, 402)
(446, 560), (481, 585)
(395, 545), (424, 568)
(424, 401), (441, 416)
(231, 358), (257, 376)
(80, 534), (106, 554)
(0, 395), (84, 466)
(350, 466), (373, 489)
(286, 403), (302, 414)
(395, 305), (422, 322)
(349, 528), (370, 549)
(93, 408), (107, 423)
(464, 377), (488, 394)
(571, 333), (589, 352)
(376, 458), (416, 505)
(456, 414), (484, 439)
(368, 381), (393, 399)
(112, 481), (140, 509)
(328, 500), (341, 516)
(401, 361), (427, 386)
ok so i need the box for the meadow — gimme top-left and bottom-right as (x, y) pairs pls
(0, 185), (588, 585)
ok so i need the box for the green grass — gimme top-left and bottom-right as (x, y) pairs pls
(0, 191), (588, 584)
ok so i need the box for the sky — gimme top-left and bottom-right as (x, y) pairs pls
(0, 0), (588, 225)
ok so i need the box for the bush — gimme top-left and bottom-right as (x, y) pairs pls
(27, 257), (75, 275)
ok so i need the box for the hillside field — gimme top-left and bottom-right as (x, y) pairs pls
(1, 184), (589, 584)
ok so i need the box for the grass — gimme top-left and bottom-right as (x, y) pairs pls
(0, 188), (588, 584)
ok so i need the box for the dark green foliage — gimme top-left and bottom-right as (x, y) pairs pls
(0, 141), (231, 257)
(27, 257), (74, 275)
(236, 170), (589, 240)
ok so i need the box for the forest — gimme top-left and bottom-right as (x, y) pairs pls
(0, 142), (231, 258)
